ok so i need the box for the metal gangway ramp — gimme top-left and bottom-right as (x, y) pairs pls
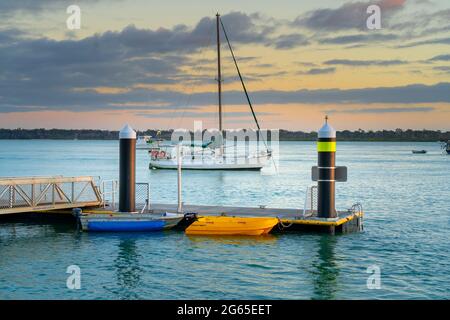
(0, 176), (102, 215)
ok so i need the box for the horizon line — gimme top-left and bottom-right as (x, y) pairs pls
(1, 127), (449, 133)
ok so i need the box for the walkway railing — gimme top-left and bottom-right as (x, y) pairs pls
(100, 179), (119, 209)
(100, 180), (150, 213)
(0, 176), (102, 215)
(303, 185), (318, 217)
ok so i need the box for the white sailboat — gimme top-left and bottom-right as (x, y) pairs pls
(149, 13), (272, 171)
(136, 135), (153, 149)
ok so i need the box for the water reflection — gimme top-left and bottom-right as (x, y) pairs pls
(114, 237), (142, 299)
(310, 235), (339, 300)
(186, 234), (277, 246)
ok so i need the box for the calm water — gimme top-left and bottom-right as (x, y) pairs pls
(0, 140), (449, 299)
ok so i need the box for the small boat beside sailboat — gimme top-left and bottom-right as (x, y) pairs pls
(136, 131), (165, 150)
(442, 140), (450, 154)
(136, 135), (155, 149)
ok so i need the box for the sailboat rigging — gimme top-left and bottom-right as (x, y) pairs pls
(148, 13), (272, 170)
(220, 18), (270, 155)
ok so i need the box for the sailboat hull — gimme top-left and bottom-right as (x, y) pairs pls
(149, 160), (265, 170)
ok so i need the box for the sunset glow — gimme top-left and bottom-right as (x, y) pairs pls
(0, 0), (449, 131)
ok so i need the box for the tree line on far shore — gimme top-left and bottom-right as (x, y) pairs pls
(0, 128), (449, 142)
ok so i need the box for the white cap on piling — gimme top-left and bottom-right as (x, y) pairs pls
(318, 115), (336, 138)
(119, 124), (136, 139)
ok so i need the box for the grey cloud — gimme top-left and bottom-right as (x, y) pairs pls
(270, 34), (309, 49)
(326, 106), (435, 114)
(2, 81), (450, 114)
(135, 111), (276, 119)
(303, 6), (449, 49)
(298, 67), (336, 75)
(0, 0), (59, 14)
(0, 12), (276, 111)
(0, 0), (108, 17)
(433, 66), (450, 73)
(397, 36), (450, 48)
(428, 54), (450, 62)
(290, 1), (449, 49)
(220, 12), (275, 44)
(296, 62), (317, 67)
(318, 33), (399, 45)
(251, 63), (274, 68)
(225, 56), (260, 65)
(293, 0), (405, 31)
(1, 8), (450, 114)
(390, 9), (450, 33)
(0, 28), (27, 45)
(324, 59), (408, 66)
(245, 82), (450, 105)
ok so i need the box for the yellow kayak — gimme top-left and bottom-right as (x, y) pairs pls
(185, 216), (279, 236)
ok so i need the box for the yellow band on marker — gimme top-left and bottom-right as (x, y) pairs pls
(317, 141), (336, 152)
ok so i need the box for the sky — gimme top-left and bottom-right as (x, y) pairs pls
(0, 0), (449, 131)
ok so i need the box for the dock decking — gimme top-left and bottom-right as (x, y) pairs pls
(83, 202), (363, 229)
(0, 176), (363, 233)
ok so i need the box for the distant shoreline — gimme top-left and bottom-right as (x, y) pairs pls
(0, 139), (445, 143)
(0, 128), (449, 142)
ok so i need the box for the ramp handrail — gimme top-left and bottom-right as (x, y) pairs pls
(100, 179), (118, 209)
(99, 180), (150, 213)
(0, 176), (102, 215)
(0, 176), (98, 186)
(136, 182), (150, 213)
(303, 185), (317, 217)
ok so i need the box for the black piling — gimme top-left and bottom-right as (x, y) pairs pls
(317, 116), (336, 219)
(119, 124), (136, 213)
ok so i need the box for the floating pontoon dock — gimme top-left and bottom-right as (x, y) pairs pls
(0, 181), (363, 234)
(0, 118), (364, 235)
(81, 202), (363, 234)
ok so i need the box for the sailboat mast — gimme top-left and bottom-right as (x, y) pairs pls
(216, 13), (223, 133)
(220, 18), (271, 154)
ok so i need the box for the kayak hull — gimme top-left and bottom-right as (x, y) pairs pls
(185, 216), (279, 236)
(87, 220), (166, 232)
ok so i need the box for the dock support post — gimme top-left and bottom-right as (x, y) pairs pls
(317, 116), (337, 219)
(119, 124), (136, 213)
(177, 144), (182, 213)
